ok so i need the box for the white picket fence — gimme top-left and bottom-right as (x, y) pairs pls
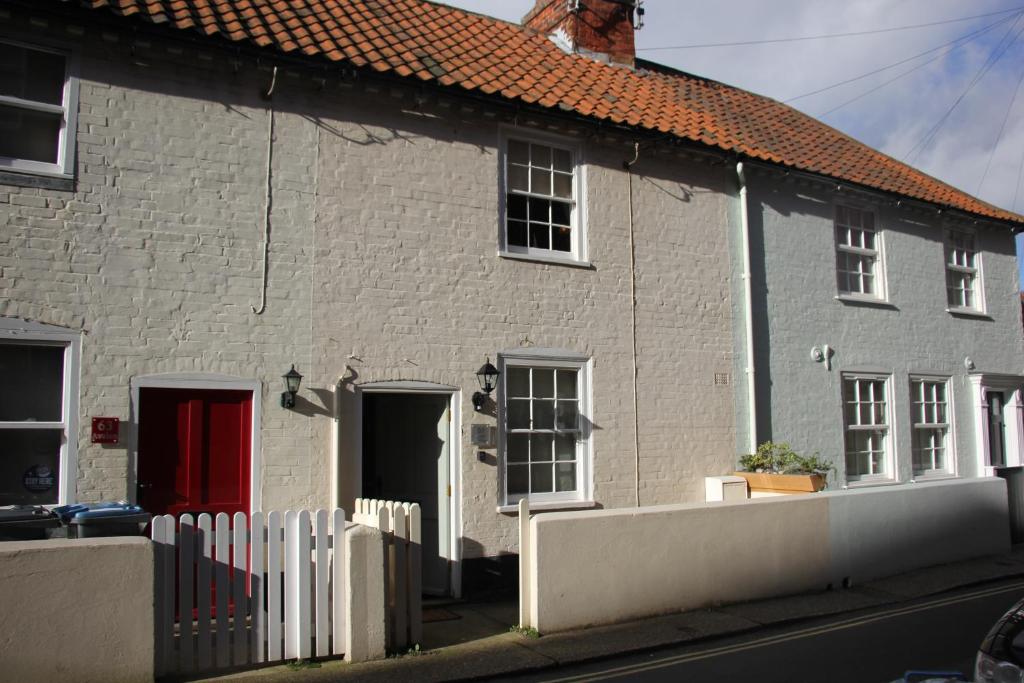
(151, 509), (348, 677)
(352, 498), (423, 651)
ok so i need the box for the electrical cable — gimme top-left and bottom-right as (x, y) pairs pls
(905, 15), (1024, 164)
(636, 5), (1024, 52)
(976, 57), (1024, 195)
(785, 11), (1019, 104)
(1013, 134), (1024, 211)
(815, 13), (1021, 118)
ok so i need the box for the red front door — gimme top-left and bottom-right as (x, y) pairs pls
(137, 388), (252, 518)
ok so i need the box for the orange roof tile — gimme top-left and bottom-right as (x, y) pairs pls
(62, 0), (1023, 226)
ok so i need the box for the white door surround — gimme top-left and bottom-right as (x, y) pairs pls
(968, 373), (1024, 476)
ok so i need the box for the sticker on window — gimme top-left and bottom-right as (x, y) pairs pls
(23, 464), (56, 493)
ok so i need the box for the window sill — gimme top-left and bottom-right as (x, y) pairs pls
(946, 307), (992, 320)
(909, 473), (957, 483)
(498, 250), (593, 270)
(0, 168), (74, 192)
(497, 500), (597, 514)
(842, 477), (901, 489)
(834, 294), (897, 310)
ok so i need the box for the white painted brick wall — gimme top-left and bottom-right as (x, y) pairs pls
(1, 15), (735, 557)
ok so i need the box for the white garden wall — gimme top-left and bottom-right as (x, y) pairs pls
(522, 477), (1010, 633)
(0, 537), (154, 683)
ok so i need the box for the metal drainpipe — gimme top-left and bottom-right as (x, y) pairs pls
(735, 161), (758, 454)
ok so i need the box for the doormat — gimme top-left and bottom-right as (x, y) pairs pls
(422, 607), (462, 623)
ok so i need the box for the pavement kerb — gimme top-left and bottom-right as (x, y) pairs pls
(195, 548), (1024, 683)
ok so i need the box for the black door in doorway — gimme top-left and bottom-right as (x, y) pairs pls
(362, 393), (450, 595)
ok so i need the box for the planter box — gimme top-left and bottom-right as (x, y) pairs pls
(733, 471), (826, 495)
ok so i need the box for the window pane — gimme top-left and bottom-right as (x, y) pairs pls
(556, 400), (578, 430)
(555, 433), (576, 461)
(530, 463), (553, 493)
(507, 367), (530, 398)
(507, 399), (530, 429)
(508, 433), (529, 463)
(508, 164), (529, 192)
(530, 433), (553, 462)
(837, 271), (850, 294)
(0, 44), (66, 104)
(552, 148), (572, 172)
(557, 370), (578, 398)
(0, 104), (62, 164)
(508, 220), (527, 247)
(861, 272), (874, 295)
(555, 463), (576, 492)
(531, 143), (552, 168)
(553, 172), (573, 199)
(551, 201), (571, 227)
(0, 429), (61, 505)
(529, 223), (550, 249)
(529, 197), (550, 224)
(533, 369), (554, 397)
(507, 194), (528, 221)
(507, 464), (528, 495)
(552, 226), (572, 252)
(0, 344), (64, 422)
(533, 399), (554, 429)
(861, 211), (874, 231)
(531, 167), (550, 195)
(508, 139), (529, 164)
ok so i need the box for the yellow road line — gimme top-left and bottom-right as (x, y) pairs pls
(540, 581), (1024, 683)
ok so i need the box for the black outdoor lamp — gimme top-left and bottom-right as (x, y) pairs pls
(472, 358), (500, 412)
(281, 365), (303, 409)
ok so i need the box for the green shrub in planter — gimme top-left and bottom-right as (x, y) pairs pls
(738, 441), (833, 482)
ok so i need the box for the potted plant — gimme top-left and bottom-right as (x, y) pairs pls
(734, 441), (832, 495)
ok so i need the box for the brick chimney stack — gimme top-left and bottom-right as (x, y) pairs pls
(523, 0), (641, 67)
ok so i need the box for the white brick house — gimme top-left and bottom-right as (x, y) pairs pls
(1, 0), (1021, 596)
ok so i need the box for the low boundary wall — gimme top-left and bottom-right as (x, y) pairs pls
(521, 478), (1010, 633)
(0, 537), (154, 683)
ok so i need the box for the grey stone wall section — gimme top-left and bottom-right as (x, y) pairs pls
(742, 170), (1024, 484)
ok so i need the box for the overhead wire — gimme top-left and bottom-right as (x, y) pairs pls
(636, 5), (1024, 52)
(815, 12), (1023, 118)
(784, 11), (1019, 104)
(905, 14), (1024, 164)
(976, 55), (1024, 195)
(1013, 142), (1024, 212)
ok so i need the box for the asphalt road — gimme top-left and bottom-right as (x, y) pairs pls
(497, 579), (1024, 683)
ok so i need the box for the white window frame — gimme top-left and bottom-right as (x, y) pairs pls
(0, 37), (79, 179)
(841, 373), (895, 484)
(0, 326), (81, 506)
(498, 128), (588, 266)
(497, 350), (593, 506)
(834, 203), (887, 301)
(944, 228), (986, 315)
(909, 375), (955, 479)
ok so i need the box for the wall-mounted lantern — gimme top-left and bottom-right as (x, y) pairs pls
(472, 358), (500, 412)
(281, 365), (303, 409)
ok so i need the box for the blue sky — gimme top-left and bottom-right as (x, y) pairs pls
(443, 0), (1024, 288)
